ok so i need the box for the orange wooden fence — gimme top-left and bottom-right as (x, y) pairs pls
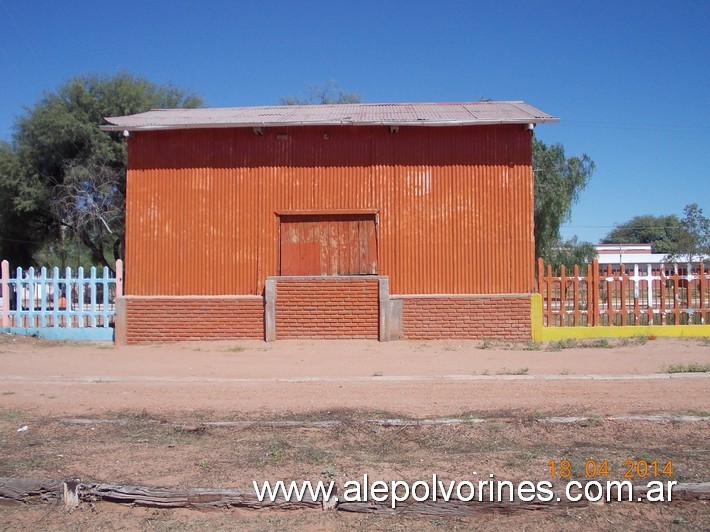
(537, 258), (710, 327)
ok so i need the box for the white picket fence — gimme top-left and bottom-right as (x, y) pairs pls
(1, 260), (123, 340)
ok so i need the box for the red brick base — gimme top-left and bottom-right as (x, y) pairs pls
(120, 296), (263, 344)
(398, 294), (532, 341)
(274, 277), (379, 339)
(115, 286), (533, 343)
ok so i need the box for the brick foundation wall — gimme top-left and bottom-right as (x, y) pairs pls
(117, 287), (533, 344)
(122, 296), (263, 344)
(398, 294), (532, 341)
(275, 277), (379, 339)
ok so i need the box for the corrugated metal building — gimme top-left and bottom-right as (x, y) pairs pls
(102, 101), (558, 343)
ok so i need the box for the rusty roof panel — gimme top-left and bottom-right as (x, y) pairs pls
(103, 101), (558, 131)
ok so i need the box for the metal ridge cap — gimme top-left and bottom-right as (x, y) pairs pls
(138, 100), (532, 111)
(100, 116), (559, 132)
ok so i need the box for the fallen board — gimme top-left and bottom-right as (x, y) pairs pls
(1, 478), (708, 515)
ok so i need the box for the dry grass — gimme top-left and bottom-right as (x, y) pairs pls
(546, 337), (653, 351)
(1, 408), (708, 530)
(1, 408), (707, 485)
(662, 362), (710, 373)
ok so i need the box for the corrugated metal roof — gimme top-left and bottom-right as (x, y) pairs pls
(101, 101), (558, 131)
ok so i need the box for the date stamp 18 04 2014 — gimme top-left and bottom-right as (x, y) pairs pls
(548, 459), (673, 480)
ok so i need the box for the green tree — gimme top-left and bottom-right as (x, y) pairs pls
(533, 137), (595, 263)
(601, 214), (683, 254)
(1, 72), (202, 269)
(280, 80), (361, 105)
(0, 141), (44, 265)
(672, 203), (710, 262)
(545, 237), (597, 270)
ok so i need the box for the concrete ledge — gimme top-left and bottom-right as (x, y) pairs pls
(531, 293), (543, 342)
(392, 293), (533, 300)
(264, 280), (276, 342)
(0, 327), (114, 342)
(378, 277), (402, 341)
(543, 325), (710, 341)
(115, 296), (126, 346)
(266, 275), (389, 282)
(119, 295), (263, 300)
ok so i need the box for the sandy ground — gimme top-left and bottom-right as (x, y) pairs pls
(1, 335), (709, 530)
(0, 335), (708, 418)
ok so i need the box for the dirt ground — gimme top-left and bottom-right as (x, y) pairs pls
(0, 335), (709, 530)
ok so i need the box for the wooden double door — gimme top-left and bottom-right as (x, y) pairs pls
(279, 214), (377, 276)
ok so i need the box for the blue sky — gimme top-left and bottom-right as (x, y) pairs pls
(1, 0), (708, 244)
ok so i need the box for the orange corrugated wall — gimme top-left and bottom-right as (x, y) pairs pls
(125, 124), (534, 296)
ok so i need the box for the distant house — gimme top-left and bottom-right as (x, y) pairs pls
(595, 244), (697, 270)
(101, 101), (558, 343)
